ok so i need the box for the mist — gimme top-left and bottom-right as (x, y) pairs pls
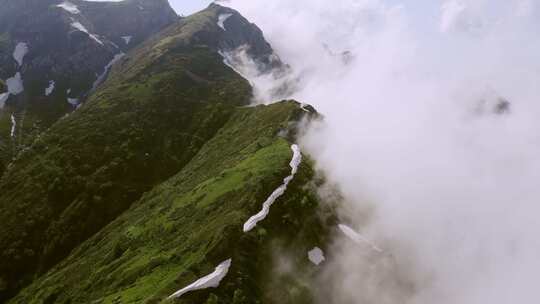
(222, 0), (540, 303)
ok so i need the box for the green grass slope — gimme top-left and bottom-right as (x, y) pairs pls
(0, 26), (251, 302)
(10, 101), (332, 304)
(0, 4), (331, 302)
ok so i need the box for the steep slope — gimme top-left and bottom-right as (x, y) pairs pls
(0, 0), (178, 174)
(10, 101), (331, 304)
(0, 4), (290, 302)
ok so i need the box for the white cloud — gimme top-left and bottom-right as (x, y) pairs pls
(224, 1), (540, 303)
(440, 0), (467, 32)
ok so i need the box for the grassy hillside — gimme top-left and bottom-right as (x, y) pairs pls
(10, 101), (331, 304)
(0, 30), (251, 302)
(0, 4), (332, 303)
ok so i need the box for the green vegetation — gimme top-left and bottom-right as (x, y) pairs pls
(0, 32), (9, 55)
(0, 29), (251, 300)
(0, 3), (332, 303)
(9, 101), (331, 304)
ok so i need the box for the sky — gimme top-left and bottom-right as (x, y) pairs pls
(169, 0), (213, 15)
(87, 0), (212, 15)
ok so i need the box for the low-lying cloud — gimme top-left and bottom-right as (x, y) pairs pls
(223, 0), (540, 303)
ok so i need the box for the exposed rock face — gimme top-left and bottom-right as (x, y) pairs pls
(0, 0), (178, 174)
(74, 0), (180, 49)
(209, 4), (279, 70)
(158, 4), (283, 73)
(0, 0), (177, 97)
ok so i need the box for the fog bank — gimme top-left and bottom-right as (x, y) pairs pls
(224, 0), (540, 303)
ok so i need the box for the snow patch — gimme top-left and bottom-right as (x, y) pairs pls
(243, 144), (302, 232)
(13, 43), (29, 67)
(338, 224), (383, 253)
(57, 1), (81, 14)
(217, 13), (233, 30)
(45, 81), (55, 96)
(308, 247), (325, 265)
(0, 93), (9, 108)
(6, 73), (24, 95)
(168, 259), (232, 299)
(92, 53), (124, 91)
(10, 115), (16, 138)
(218, 50), (253, 86)
(71, 20), (104, 45)
(121, 36), (132, 45)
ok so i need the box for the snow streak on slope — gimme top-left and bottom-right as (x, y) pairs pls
(338, 224), (383, 253)
(70, 20), (104, 45)
(243, 144), (302, 232)
(92, 53), (124, 91)
(217, 13), (233, 30)
(0, 93), (9, 108)
(45, 81), (55, 96)
(10, 115), (16, 138)
(168, 259), (232, 299)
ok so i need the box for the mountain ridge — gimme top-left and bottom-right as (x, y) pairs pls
(0, 3), (329, 303)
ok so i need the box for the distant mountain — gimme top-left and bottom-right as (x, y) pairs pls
(0, 3), (329, 303)
(0, 0), (178, 174)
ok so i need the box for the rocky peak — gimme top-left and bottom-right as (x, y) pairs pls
(152, 3), (282, 75)
(208, 4), (276, 66)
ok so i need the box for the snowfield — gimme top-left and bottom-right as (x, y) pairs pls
(243, 144), (302, 232)
(168, 259), (232, 299)
(13, 43), (29, 67)
(217, 13), (233, 30)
